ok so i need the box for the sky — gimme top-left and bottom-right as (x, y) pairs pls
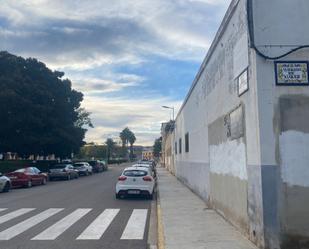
(0, 0), (230, 145)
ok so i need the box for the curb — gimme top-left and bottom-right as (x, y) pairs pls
(147, 190), (158, 249)
(156, 176), (165, 249)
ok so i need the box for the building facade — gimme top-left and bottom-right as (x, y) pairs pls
(142, 147), (154, 160)
(161, 121), (175, 174)
(164, 0), (309, 248)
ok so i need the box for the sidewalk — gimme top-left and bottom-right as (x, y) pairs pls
(157, 167), (258, 249)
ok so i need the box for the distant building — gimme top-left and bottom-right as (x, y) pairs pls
(132, 145), (144, 160)
(142, 147), (153, 160)
(161, 121), (175, 174)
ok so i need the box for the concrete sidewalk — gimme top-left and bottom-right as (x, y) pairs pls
(157, 167), (258, 249)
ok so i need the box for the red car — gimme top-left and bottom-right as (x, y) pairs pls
(6, 167), (48, 188)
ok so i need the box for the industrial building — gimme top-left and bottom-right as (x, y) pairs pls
(161, 0), (309, 248)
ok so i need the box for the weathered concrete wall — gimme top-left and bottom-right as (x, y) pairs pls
(278, 96), (309, 249)
(208, 107), (249, 233)
(168, 0), (309, 248)
(173, 0), (257, 238)
(255, 46), (309, 249)
(176, 161), (209, 201)
(165, 131), (175, 175)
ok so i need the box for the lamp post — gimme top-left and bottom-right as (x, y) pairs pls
(162, 105), (175, 120)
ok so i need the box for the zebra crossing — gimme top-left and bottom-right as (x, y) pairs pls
(0, 208), (148, 241)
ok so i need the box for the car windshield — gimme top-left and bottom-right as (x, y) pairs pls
(50, 165), (66, 169)
(88, 161), (96, 166)
(123, 170), (147, 177)
(32, 167), (41, 174)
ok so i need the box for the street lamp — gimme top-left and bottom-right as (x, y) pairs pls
(162, 106), (175, 120)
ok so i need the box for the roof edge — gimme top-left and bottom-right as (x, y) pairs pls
(176, 0), (241, 120)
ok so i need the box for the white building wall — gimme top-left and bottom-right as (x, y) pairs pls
(174, 0), (256, 235)
(171, 0), (309, 248)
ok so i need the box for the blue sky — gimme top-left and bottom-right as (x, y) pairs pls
(0, 0), (230, 145)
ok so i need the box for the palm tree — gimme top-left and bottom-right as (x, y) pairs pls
(128, 131), (136, 160)
(119, 127), (131, 158)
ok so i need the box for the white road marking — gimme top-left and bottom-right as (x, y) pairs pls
(32, 208), (92, 240)
(121, 209), (148, 240)
(77, 209), (120, 240)
(0, 208), (7, 212)
(0, 208), (35, 225)
(0, 208), (63, 240)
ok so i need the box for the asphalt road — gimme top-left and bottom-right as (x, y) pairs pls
(0, 163), (152, 249)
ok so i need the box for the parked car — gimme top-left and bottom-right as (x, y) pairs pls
(138, 160), (153, 168)
(49, 164), (79, 180)
(73, 162), (93, 176)
(100, 160), (108, 171)
(136, 162), (156, 177)
(116, 166), (155, 199)
(149, 159), (157, 168)
(0, 173), (11, 192)
(88, 160), (107, 173)
(6, 167), (48, 188)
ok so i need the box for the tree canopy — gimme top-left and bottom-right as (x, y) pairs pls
(0, 51), (92, 158)
(119, 127), (136, 159)
(153, 137), (162, 158)
(105, 138), (116, 161)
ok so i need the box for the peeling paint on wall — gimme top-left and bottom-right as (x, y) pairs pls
(210, 140), (248, 180)
(280, 130), (309, 187)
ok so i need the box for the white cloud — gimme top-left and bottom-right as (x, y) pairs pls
(72, 75), (144, 94)
(82, 95), (182, 145)
(0, 0), (230, 68)
(0, 0), (231, 144)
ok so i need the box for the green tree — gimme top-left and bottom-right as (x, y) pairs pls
(153, 137), (162, 158)
(75, 108), (94, 128)
(105, 138), (115, 161)
(0, 51), (93, 158)
(119, 127), (136, 159)
(119, 127), (130, 157)
(128, 131), (136, 160)
(77, 144), (106, 160)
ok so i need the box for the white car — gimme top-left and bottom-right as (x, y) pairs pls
(134, 163), (152, 169)
(134, 163), (157, 178)
(116, 166), (155, 199)
(73, 162), (93, 176)
(0, 173), (11, 192)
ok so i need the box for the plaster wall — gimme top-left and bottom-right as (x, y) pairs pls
(169, 0), (309, 248)
(255, 46), (309, 249)
(173, 0), (259, 236)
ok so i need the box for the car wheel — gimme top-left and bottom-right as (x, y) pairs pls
(115, 193), (120, 199)
(49, 177), (53, 181)
(67, 174), (71, 181)
(3, 182), (10, 192)
(26, 180), (32, 188)
(42, 178), (47, 185)
(86, 171), (89, 176)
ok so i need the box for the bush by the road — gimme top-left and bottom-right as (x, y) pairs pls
(107, 159), (128, 164)
(0, 160), (58, 173)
